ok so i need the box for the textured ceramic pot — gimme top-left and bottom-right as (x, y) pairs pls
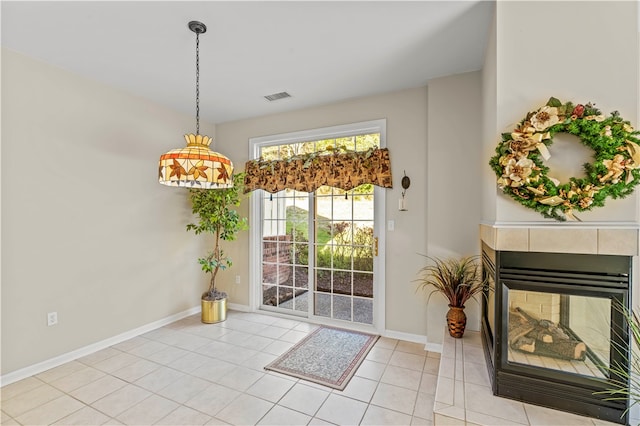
(446, 305), (466, 338)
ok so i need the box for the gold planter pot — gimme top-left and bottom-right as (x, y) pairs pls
(201, 295), (227, 324)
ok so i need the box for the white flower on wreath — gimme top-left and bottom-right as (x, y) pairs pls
(503, 157), (534, 187)
(510, 129), (549, 155)
(530, 106), (560, 131)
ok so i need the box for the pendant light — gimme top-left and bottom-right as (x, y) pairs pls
(158, 21), (233, 189)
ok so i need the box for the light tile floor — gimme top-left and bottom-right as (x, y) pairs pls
(1, 310), (440, 425)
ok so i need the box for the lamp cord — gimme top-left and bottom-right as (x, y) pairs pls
(195, 31), (200, 135)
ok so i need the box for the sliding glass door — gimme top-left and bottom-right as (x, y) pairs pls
(250, 121), (386, 329)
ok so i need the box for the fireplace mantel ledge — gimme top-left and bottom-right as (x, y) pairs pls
(480, 223), (639, 256)
(432, 327), (629, 425)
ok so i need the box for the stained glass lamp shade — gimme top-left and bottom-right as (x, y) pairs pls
(157, 20), (233, 189)
(159, 134), (233, 188)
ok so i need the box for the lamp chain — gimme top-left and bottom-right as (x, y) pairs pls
(195, 31), (200, 135)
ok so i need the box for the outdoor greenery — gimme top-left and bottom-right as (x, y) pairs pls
(285, 206), (331, 245)
(328, 223), (374, 271)
(187, 173), (248, 300)
(261, 135), (379, 161)
(284, 203), (374, 273)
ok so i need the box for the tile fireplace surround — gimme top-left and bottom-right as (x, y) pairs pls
(479, 224), (639, 257)
(431, 224), (640, 425)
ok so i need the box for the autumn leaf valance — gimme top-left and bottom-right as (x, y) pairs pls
(243, 148), (393, 193)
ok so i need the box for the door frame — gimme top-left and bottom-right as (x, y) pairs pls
(248, 119), (386, 334)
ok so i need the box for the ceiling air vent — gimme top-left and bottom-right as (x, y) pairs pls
(264, 91), (291, 101)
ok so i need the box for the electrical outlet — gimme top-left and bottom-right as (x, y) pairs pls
(47, 312), (58, 326)
(235, 275), (241, 284)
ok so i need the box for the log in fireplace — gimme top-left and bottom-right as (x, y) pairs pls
(481, 243), (632, 424)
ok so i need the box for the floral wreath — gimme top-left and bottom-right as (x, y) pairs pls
(489, 97), (640, 221)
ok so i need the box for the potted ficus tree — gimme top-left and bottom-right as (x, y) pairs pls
(415, 255), (487, 338)
(187, 172), (248, 323)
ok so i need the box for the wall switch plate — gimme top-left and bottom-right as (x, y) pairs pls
(47, 312), (58, 326)
(235, 275), (241, 284)
(388, 220), (395, 231)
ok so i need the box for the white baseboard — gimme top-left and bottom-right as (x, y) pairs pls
(425, 342), (443, 353)
(0, 306), (200, 387)
(383, 329), (442, 353)
(383, 329), (426, 345)
(228, 303), (252, 313)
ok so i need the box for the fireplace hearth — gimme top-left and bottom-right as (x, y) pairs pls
(481, 243), (632, 424)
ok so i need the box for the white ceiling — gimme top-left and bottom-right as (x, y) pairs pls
(1, 1), (494, 124)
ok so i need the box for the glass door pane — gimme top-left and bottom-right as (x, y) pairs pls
(261, 189), (309, 314)
(313, 185), (374, 325)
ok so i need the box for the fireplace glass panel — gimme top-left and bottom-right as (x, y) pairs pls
(507, 289), (610, 379)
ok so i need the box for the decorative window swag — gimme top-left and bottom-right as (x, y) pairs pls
(244, 147), (393, 193)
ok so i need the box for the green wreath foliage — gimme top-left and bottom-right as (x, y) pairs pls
(489, 97), (640, 221)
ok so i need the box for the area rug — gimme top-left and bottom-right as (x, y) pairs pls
(264, 326), (379, 390)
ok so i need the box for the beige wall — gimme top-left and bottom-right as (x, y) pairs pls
(481, 11), (497, 223)
(426, 71), (483, 344)
(216, 88), (431, 337)
(1, 49), (213, 375)
(493, 1), (639, 223)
